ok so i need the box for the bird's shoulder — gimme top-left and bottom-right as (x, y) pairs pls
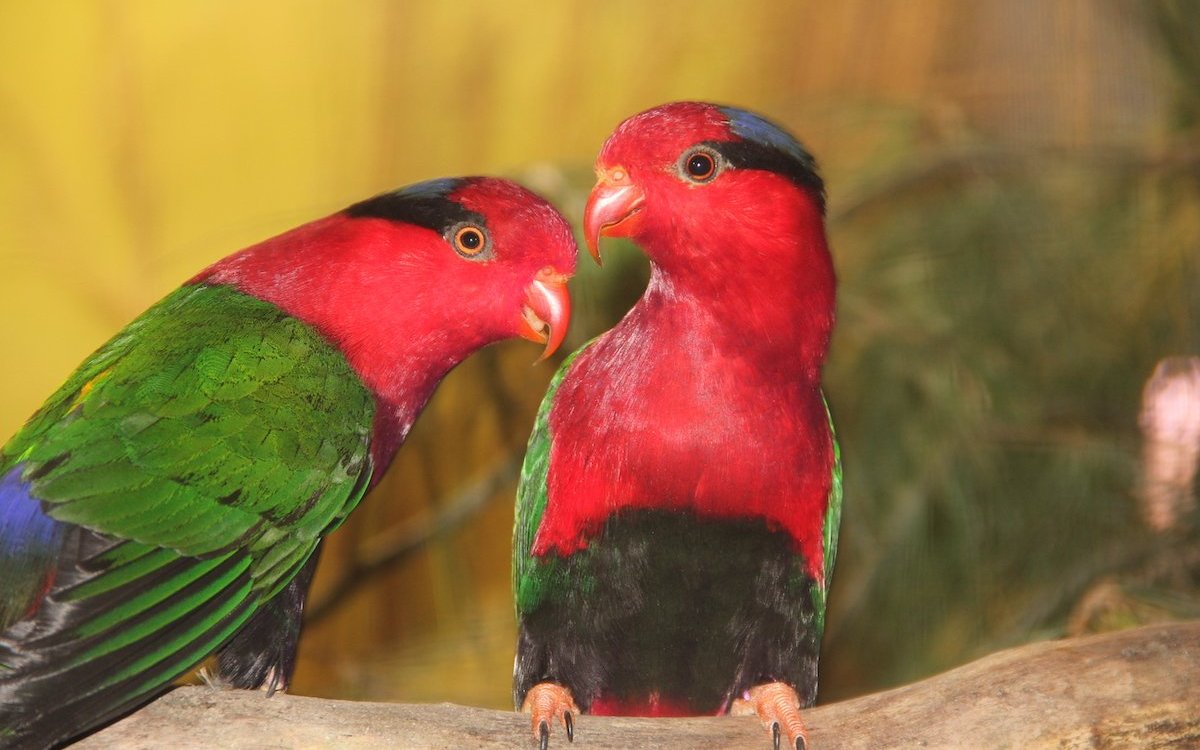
(2, 283), (375, 561)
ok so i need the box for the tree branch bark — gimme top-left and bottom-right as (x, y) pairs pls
(74, 621), (1200, 749)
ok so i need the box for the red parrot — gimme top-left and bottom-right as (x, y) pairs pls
(0, 177), (575, 749)
(513, 103), (840, 750)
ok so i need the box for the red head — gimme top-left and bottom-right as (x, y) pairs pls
(194, 177), (576, 417)
(584, 101), (834, 370)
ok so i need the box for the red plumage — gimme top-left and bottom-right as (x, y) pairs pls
(534, 104), (835, 580)
(514, 103), (840, 750)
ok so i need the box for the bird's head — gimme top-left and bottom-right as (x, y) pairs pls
(201, 177), (575, 361)
(341, 177), (576, 361)
(196, 177), (576, 409)
(584, 102), (827, 279)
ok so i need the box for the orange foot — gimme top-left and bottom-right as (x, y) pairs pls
(521, 682), (579, 750)
(730, 682), (809, 750)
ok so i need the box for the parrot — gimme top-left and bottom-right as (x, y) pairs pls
(0, 176), (576, 749)
(513, 102), (840, 750)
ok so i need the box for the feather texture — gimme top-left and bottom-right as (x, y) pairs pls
(0, 284), (373, 748)
(0, 175), (577, 749)
(512, 103), (839, 725)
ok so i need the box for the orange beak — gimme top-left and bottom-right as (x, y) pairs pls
(583, 167), (645, 265)
(519, 267), (572, 361)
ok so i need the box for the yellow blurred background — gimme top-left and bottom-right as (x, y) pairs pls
(1, 0), (1196, 709)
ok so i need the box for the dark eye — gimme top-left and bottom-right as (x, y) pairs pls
(683, 150), (717, 182)
(453, 225), (487, 257)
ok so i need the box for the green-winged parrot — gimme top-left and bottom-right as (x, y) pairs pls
(1, 176), (576, 749)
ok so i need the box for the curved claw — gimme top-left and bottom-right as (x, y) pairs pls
(522, 682), (579, 748)
(731, 682), (809, 750)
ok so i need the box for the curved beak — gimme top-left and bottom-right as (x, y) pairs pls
(519, 267), (572, 361)
(583, 168), (645, 265)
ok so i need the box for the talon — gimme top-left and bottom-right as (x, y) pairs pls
(522, 682), (580, 748)
(731, 682), (809, 750)
(263, 666), (286, 697)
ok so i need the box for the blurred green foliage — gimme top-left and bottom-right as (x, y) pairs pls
(825, 3), (1200, 696)
(824, 137), (1200, 694)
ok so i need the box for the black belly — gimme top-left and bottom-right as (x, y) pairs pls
(515, 509), (821, 714)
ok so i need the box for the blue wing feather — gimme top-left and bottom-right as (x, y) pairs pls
(0, 466), (66, 627)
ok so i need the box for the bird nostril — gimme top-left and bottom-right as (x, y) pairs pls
(597, 166), (629, 185)
(537, 266), (571, 284)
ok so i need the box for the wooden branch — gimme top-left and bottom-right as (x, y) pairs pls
(74, 622), (1200, 749)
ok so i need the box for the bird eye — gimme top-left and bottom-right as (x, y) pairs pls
(452, 224), (489, 258)
(681, 149), (719, 183)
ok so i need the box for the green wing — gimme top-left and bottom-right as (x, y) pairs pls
(512, 342), (591, 618)
(0, 284), (374, 743)
(812, 394), (842, 637)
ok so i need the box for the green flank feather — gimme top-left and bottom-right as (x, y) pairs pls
(513, 343), (591, 616)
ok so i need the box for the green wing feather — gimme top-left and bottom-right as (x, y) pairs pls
(812, 394), (842, 638)
(512, 343), (591, 617)
(0, 284), (374, 745)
